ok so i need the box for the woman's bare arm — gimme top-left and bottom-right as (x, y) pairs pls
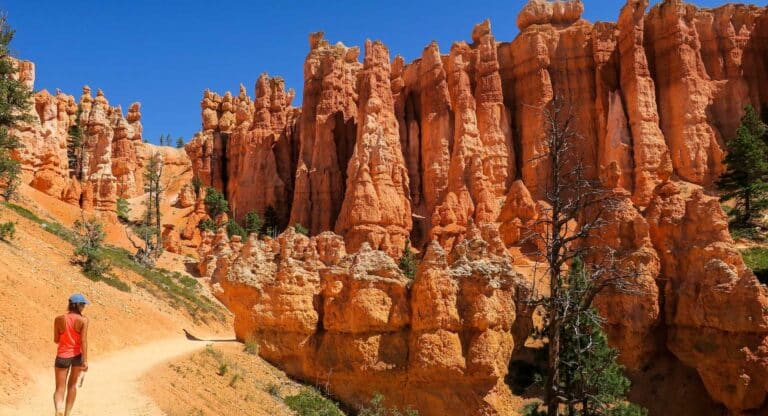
(80, 317), (89, 370)
(53, 316), (61, 343)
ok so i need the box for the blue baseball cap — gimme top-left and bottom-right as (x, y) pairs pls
(69, 293), (90, 305)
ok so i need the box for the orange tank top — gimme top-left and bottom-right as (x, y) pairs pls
(57, 313), (82, 358)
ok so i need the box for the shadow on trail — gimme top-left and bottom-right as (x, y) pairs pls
(183, 329), (238, 343)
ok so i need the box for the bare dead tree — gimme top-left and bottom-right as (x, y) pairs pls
(520, 95), (643, 415)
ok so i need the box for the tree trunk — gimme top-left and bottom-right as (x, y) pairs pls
(745, 189), (752, 225)
(546, 313), (561, 416)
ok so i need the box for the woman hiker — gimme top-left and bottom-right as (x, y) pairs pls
(53, 293), (90, 416)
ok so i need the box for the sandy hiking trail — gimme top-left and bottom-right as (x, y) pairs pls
(1, 337), (231, 416)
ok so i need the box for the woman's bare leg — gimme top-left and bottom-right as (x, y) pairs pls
(53, 367), (68, 416)
(64, 366), (83, 416)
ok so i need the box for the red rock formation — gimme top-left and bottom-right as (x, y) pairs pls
(334, 40), (412, 256)
(186, 76), (299, 226)
(161, 224), (182, 254)
(644, 182), (768, 412)
(9, 64), (159, 214)
(290, 33), (361, 235)
(227, 75), (299, 223)
(616, 0), (672, 205)
(417, 42), (453, 238)
(209, 226), (525, 416)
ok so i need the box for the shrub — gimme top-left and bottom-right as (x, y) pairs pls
(244, 339), (259, 356)
(204, 187), (229, 217)
(226, 218), (246, 239)
(229, 373), (240, 388)
(217, 363), (228, 376)
(244, 210), (263, 236)
(198, 218), (217, 233)
(0, 221), (14, 241)
(359, 393), (419, 416)
(116, 197), (130, 222)
(294, 223), (309, 236)
(191, 176), (203, 198)
(74, 216), (110, 278)
(398, 240), (418, 279)
(284, 389), (344, 416)
(265, 383), (281, 398)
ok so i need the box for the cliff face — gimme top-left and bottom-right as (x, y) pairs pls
(191, 0), (768, 414)
(185, 78), (299, 225)
(207, 226), (527, 416)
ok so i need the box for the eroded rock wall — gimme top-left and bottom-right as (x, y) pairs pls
(9, 63), (190, 216)
(189, 1), (768, 414)
(208, 226), (527, 416)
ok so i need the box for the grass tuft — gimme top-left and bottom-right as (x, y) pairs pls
(284, 389), (345, 416)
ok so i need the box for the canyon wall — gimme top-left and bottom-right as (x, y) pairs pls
(208, 225), (529, 416)
(194, 0), (768, 414)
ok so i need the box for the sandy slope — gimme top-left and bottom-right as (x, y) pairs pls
(0, 338), (218, 416)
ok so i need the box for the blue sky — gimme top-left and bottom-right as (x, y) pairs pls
(2, 0), (759, 144)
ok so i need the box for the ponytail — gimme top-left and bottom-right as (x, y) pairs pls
(67, 301), (81, 314)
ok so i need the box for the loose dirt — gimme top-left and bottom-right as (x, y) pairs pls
(0, 338), (214, 416)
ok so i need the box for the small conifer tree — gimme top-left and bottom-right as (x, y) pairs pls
(397, 240), (418, 279)
(0, 16), (33, 199)
(203, 187), (229, 218)
(116, 197), (130, 222)
(244, 210), (263, 236)
(717, 105), (768, 226)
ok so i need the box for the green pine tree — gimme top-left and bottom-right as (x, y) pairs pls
(397, 240), (418, 279)
(175, 137), (184, 148)
(204, 187), (229, 218)
(557, 259), (646, 416)
(293, 223), (309, 236)
(0, 16), (33, 199)
(244, 210), (263, 236)
(717, 105), (768, 226)
(191, 176), (203, 198)
(67, 105), (85, 179)
(116, 197), (130, 222)
(226, 218), (246, 239)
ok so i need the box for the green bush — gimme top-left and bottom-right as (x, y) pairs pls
(398, 240), (418, 279)
(204, 187), (229, 217)
(198, 218), (217, 233)
(294, 223), (309, 236)
(226, 218), (246, 239)
(191, 176), (203, 198)
(116, 197), (130, 222)
(0, 221), (14, 241)
(284, 389), (344, 416)
(74, 216), (110, 277)
(244, 339), (259, 355)
(244, 210), (263, 236)
(359, 393), (419, 416)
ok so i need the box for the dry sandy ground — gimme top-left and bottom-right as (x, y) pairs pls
(1, 338), (211, 416)
(144, 342), (301, 416)
(0, 186), (230, 413)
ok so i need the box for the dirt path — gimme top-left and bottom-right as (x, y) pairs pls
(0, 337), (227, 416)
